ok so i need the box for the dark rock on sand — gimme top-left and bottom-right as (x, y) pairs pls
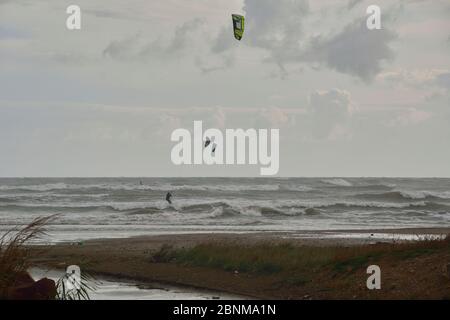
(6, 272), (56, 300)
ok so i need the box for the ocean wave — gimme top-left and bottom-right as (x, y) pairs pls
(0, 204), (119, 213)
(0, 183), (284, 193)
(398, 190), (450, 200)
(351, 183), (396, 190)
(121, 200), (306, 217)
(0, 197), (15, 203)
(3, 197), (449, 216)
(321, 179), (353, 187)
(4, 181), (406, 194)
(0, 183), (68, 192)
(157, 184), (281, 192)
(0, 193), (110, 202)
(2, 187), (450, 228)
(354, 190), (450, 201)
(279, 184), (314, 192)
(304, 207), (322, 215)
(312, 201), (450, 211)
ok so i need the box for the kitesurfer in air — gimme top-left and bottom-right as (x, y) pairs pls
(205, 137), (211, 148)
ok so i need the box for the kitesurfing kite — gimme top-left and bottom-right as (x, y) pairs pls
(232, 14), (245, 41)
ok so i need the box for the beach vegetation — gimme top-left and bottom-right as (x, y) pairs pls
(0, 215), (96, 300)
(152, 235), (450, 277)
(0, 216), (55, 298)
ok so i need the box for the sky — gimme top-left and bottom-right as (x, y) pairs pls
(0, 0), (449, 177)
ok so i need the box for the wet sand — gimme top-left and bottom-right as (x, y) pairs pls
(29, 267), (248, 300)
(49, 227), (450, 248)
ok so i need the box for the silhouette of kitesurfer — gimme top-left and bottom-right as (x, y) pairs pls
(165, 192), (173, 204)
(204, 137), (211, 148)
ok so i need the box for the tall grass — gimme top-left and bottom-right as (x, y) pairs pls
(152, 235), (450, 276)
(56, 272), (96, 300)
(0, 215), (56, 298)
(152, 243), (340, 274)
(0, 215), (96, 300)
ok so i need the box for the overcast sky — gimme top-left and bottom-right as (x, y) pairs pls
(0, 0), (449, 177)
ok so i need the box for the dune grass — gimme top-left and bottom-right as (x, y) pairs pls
(0, 215), (95, 300)
(152, 235), (450, 276)
(0, 215), (56, 298)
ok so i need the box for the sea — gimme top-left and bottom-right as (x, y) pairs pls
(1, 177), (450, 242)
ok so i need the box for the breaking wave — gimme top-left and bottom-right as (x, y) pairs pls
(2, 178), (450, 233)
(0, 182), (319, 194)
(3, 198), (449, 218)
(321, 179), (353, 187)
(354, 190), (450, 201)
(0, 183), (284, 192)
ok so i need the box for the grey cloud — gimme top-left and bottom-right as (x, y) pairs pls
(243, 0), (309, 65)
(308, 89), (354, 139)
(347, 0), (364, 10)
(211, 0), (395, 81)
(208, 26), (238, 74)
(378, 69), (450, 92)
(302, 19), (396, 82)
(103, 19), (203, 61)
(211, 27), (235, 54)
(103, 34), (142, 60)
(156, 19), (203, 55)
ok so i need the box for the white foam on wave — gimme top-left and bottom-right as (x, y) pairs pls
(155, 184), (280, 192)
(0, 183), (68, 192)
(397, 190), (450, 200)
(0, 183), (283, 192)
(280, 184), (314, 192)
(0, 196), (435, 213)
(321, 179), (353, 187)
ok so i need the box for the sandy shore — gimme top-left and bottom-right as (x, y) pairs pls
(30, 227), (450, 299)
(51, 226), (450, 246)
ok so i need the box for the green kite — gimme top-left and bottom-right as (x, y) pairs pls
(232, 14), (245, 41)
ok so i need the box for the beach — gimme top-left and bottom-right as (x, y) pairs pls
(30, 228), (450, 300)
(1, 177), (449, 299)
